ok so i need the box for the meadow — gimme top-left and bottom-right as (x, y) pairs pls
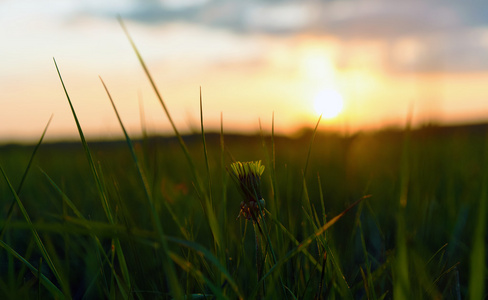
(0, 119), (487, 299)
(0, 21), (486, 299)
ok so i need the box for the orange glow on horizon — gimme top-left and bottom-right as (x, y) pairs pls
(2, 24), (488, 143)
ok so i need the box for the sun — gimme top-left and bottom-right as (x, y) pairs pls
(313, 89), (344, 119)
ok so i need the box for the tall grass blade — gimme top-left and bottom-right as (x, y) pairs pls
(266, 210), (320, 271)
(317, 174), (327, 227)
(255, 119), (288, 297)
(42, 168), (132, 296)
(394, 109), (413, 300)
(253, 196), (367, 299)
(37, 174), (135, 298)
(138, 90), (148, 140)
(356, 205), (377, 299)
(0, 167), (66, 296)
(40, 169), (84, 219)
(166, 236), (243, 299)
(303, 115), (322, 179)
(0, 115), (53, 239)
(301, 173), (314, 223)
(54, 59), (134, 295)
(300, 176), (355, 299)
(199, 88), (222, 250)
(317, 251), (327, 299)
(219, 112), (228, 221)
(468, 134), (488, 299)
(298, 115), (321, 216)
(394, 205), (410, 298)
(15, 236), (35, 291)
(200, 87), (212, 203)
(53, 58), (113, 223)
(324, 241), (354, 299)
(170, 252), (225, 299)
(100, 77), (183, 299)
(427, 243), (448, 266)
(0, 240), (64, 298)
(284, 286), (299, 300)
(270, 112), (278, 209)
(117, 17), (205, 197)
(360, 266), (370, 300)
(99, 77), (152, 202)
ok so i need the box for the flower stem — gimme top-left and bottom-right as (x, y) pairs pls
(253, 221), (265, 298)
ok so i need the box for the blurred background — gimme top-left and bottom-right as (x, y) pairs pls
(2, 0), (488, 142)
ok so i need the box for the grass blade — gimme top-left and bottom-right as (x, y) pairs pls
(199, 88), (222, 251)
(100, 77), (183, 299)
(303, 115), (322, 180)
(394, 110), (413, 300)
(0, 240), (64, 299)
(53, 58), (113, 223)
(219, 112), (228, 223)
(118, 17), (205, 197)
(0, 167), (66, 296)
(200, 87), (212, 203)
(270, 112), (279, 211)
(170, 252), (225, 299)
(0, 115), (53, 239)
(468, 134), (488, 299)
(266, 210), (320, 271)
(40, 169), (84, 219)
(252, 196), (367, 299)
(54, 59), (134, 295)
(297, 115), (321, 222)
(166, 236), (244, 299)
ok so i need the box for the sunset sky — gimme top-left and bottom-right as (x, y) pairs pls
(2, 0), (488, 142)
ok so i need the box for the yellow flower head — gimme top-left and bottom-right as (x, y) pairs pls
(230, 160), (265, 180)
(230, 160), (265, 220)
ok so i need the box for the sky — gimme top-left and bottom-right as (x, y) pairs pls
(2, 0), (488, 142)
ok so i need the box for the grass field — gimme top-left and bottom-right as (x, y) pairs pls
(0, 21), (486, 299)
(0, 121), (487, 299)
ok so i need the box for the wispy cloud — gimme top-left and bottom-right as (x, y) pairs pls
(59, 0), (488, 73)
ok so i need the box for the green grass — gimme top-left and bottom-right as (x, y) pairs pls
(1, 123), (487, 299)
(0, 22), (487, 299)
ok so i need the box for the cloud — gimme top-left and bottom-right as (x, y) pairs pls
(389, 28), (488, 72)
(305, 0), (488, 72)
(76, 0), (486, 73)
(88, 0), (482, 35)
(314, 1), (465, 38)
(4, 0), (488, 73)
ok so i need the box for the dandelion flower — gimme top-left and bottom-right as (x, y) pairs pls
(230, 161), (266, 221)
